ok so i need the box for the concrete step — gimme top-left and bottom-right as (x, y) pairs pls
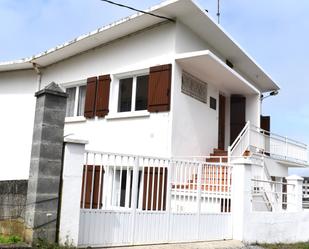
(213, 149), (227, 154)
(206, 158), (228, 163)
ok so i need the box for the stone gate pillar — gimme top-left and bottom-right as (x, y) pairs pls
(25, 82), (67, 243)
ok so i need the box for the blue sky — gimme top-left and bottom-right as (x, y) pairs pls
(1, 0), (308, 174)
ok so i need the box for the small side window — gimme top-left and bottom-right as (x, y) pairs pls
(210, 96), (217, 110)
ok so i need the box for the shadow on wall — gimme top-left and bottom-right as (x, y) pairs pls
(0, 180), (28, 238)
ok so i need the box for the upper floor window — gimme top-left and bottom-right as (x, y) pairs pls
(66, 85), (86, 117)
(118, 75), (149, 113)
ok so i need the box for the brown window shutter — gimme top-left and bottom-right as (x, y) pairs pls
(147, 64), (172, 112)
(96, 75), (111, 117)
(142, 167), (168, 211)
(84, 77), (97, 118)
(80, 165), (104, 209)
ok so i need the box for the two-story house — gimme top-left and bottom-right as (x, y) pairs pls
(0, 0), (307, 225)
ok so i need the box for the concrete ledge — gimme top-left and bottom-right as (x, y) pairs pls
(63, 138), (88, 145)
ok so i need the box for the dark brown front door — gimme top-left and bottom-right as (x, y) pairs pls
(230, 95), (246, 145)
(260, 115), (270, 132)
(261, 115), (271, 156)
(218, 95), (226, 150)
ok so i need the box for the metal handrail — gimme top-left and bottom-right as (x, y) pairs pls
(250, 124), (307, 148)
(251, 178), (295, 187)
(229, 121), (250, 153)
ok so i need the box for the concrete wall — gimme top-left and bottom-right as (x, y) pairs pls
(243, 211), (309, 243)
(0, 180), (28, 237)
(0, 70), (37, 180)
(0, 180), (28, 220)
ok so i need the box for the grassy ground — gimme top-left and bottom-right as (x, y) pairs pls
(0, 234), (22, 244)
(261, 243), (309, 249)
(33, 239), (76, 249)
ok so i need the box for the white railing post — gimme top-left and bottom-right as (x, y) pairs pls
(130, 156), (139, 245)
(247, 121), (251, 149)
(196, 162), (202, 240)
(227, 146), (231, 164)
(166, 160), (173, 242)
(271, 181), (275, 211)
(286, 175), (303, 212)
(285, 136), (288, 160)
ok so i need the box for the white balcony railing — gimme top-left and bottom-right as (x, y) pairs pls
(228, 121), (308, 165)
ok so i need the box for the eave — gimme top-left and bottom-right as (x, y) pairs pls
(0, 0), (280, 93)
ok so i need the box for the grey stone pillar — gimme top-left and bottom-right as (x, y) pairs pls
(25, 82), (67, 244)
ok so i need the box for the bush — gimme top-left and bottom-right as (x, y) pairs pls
(0, 234), (22, 244)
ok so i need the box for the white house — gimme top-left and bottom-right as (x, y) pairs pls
(1, 0), (308, 246)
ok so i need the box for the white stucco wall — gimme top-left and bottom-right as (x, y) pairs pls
(40, 22), (176, 87)
(0, 70), (37, 180)
(243, 211), (309, 243)
(64, 113), (171, 156)
(246, 94), (260, 126)
(171, 62), (219, 157)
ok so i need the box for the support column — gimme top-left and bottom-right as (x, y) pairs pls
(231, 159), (252, 241)
(25, 82), (67, 243)
(286, 175), (303, 212)
(59, 139), (87, 246)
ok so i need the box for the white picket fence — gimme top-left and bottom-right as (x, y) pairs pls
(78, 152), (233, 247)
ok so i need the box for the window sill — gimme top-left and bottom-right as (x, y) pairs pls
(65, 116), (86, 123)
(106, 111), (150, 120)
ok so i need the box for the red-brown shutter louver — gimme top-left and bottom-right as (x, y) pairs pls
(84, 77), (97, 118)
(80, 165), (104, 209)
(95, 75), (111, 117)
(147, 64), (172, 112)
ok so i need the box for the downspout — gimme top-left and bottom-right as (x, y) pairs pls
(32, 62), (42, 91)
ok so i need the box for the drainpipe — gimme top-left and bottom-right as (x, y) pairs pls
(32, 62), (42, 91)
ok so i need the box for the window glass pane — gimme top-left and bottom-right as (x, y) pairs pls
(66, 87), (76, 117)
(135, 75), (149, 111)
(118, 78), (133, 112)
(77, 85), (86, 116)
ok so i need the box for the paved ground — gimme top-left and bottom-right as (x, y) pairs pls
(103, 240), (264, 249)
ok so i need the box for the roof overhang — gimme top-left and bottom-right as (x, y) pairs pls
(175, 50), (260, 95)
(0, 0), (280, 92)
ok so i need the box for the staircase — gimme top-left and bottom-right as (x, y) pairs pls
(206, 148), (228, 163)
(172, 148), (230, 191)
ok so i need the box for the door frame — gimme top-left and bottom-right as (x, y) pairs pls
(218, 94), (226, 150)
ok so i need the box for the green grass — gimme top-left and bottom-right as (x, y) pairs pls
(0, 235), (22, 244)
(261, 243), (309, 249)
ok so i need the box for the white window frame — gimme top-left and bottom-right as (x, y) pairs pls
(61, 79), (87, 121)
(108, 69), (150, 119)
